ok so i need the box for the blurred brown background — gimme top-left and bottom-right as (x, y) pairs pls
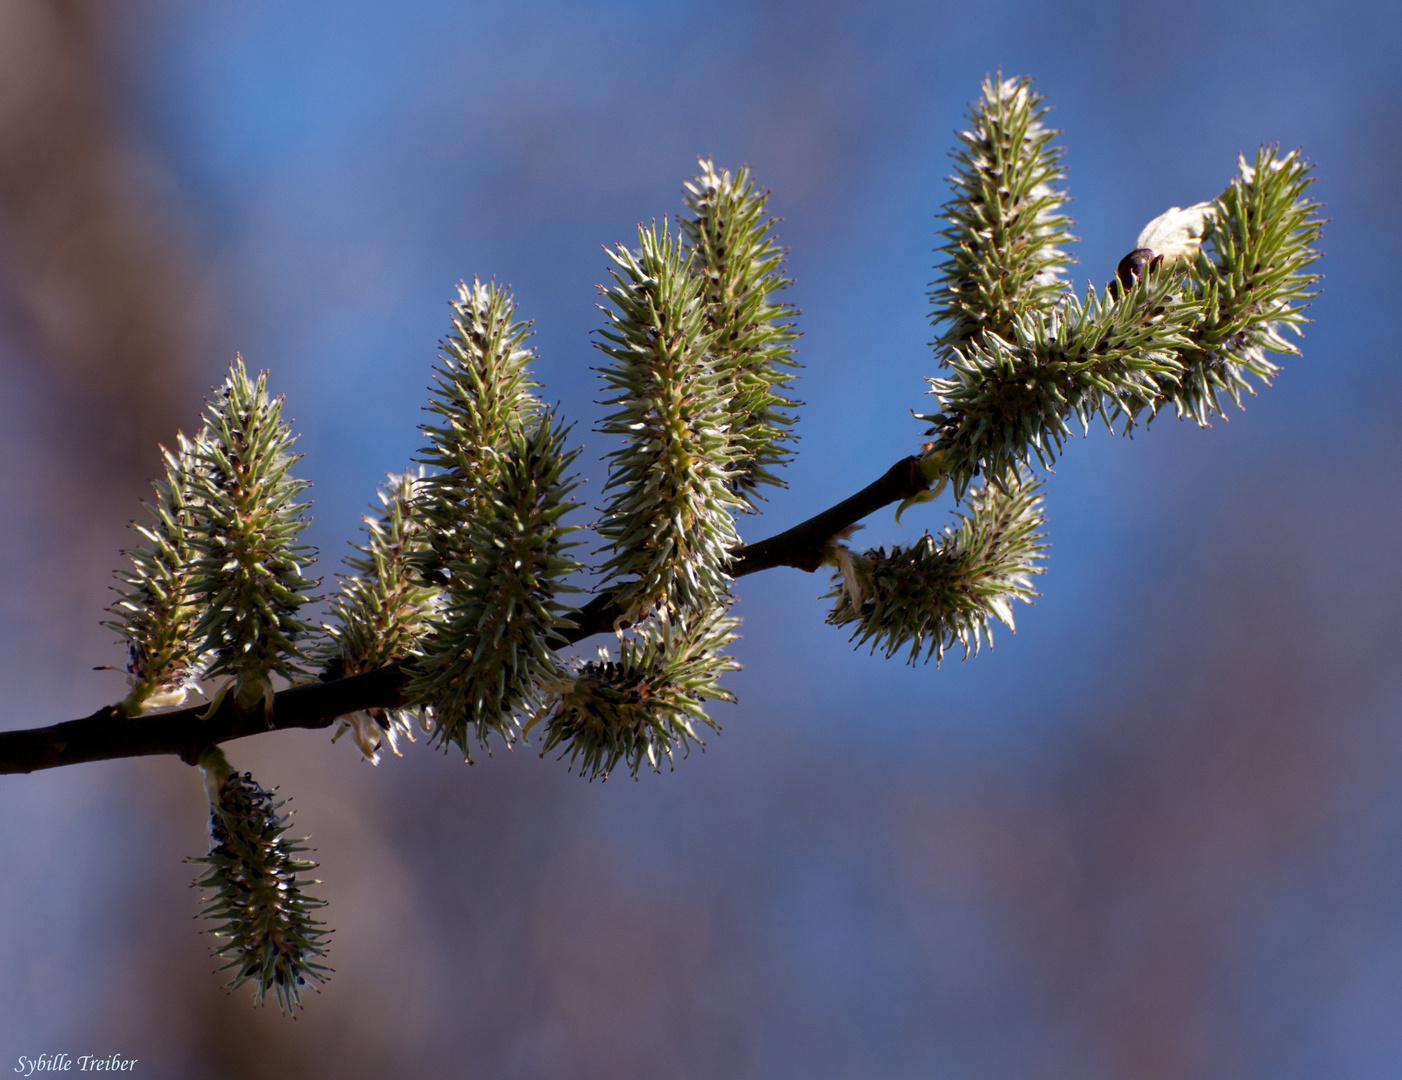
(2, 1), (1401, 1078)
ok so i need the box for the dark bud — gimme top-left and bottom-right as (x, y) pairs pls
(1112, 247), (1163, 297)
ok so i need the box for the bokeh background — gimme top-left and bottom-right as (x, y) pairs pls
(1, 1), (1399, 1076)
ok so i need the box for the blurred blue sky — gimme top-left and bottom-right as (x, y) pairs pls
(4, 0), (1402, 1076)
(115, 1), (1332, 696)
(112, 0), (1395, 756)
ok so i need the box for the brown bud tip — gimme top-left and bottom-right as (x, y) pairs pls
(1115, 248), (1155, 290)
(1111, 247), (1166, 298)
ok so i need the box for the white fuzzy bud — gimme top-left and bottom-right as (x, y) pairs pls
(1135, 201), (1216, 264)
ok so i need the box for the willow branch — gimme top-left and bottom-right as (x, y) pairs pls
(0, 665), (407, 774)
(729, 456), (926, 575)
(0, 455), (930, 775)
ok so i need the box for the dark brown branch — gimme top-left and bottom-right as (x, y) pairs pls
(0, 666), (407, 775)
(0, 455), (931, 775)
(728, 455), (927, 575)
(560, 455), (926, 640)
